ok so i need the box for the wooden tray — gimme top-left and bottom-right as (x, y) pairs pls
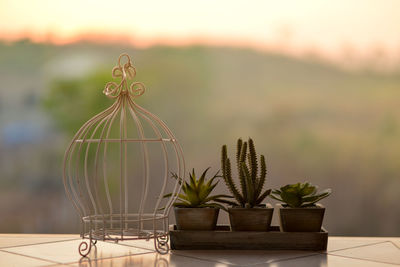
(169, 225), (328, 251)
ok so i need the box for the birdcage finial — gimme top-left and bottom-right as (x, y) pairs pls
(103, 53), (146, 99)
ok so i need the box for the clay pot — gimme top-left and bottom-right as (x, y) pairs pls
(174, 207), (219, 230)
(228, 204), (273, 231)
(277, 203), (325, 232)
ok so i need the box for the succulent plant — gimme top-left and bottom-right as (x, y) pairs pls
(165, 168), (233, 210)
(221, 138), (271, 208)
(270, 182), (331, 208)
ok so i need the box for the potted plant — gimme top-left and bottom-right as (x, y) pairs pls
(166, 168), (233, 230)
(221, 138), (273, 231)
(270, 182), (331, 232)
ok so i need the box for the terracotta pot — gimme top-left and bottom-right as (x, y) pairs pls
(174, 207), (219, 230)
(277, 203), (325, 232)
(228, 204), (273, 231)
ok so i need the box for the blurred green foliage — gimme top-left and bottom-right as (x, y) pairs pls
(1, 40), (400, 235)
(43, 71), (113, 135)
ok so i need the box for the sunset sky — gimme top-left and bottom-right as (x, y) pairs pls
(1, 0), (400, 67)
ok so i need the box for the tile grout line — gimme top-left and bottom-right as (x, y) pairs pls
(326, 240), (390, 253)
(1, 239), (157, 266)
(170, 252), (239, 266)
(324, 241), (400, 266)
(260, 252), (400, 267)
(69, 240), (237, 266)
(170, 242), (390, 267)
(0, 249), (63, 265)
(324, 253), (400, 266)
(327, 240), (400, 265)
(169, 239), (398, 266)
(0, 238), (81, 250)
(62, 251), (157, 266)
(41, 263), (74, 267)
(35, 251), (157, 267)
(103, 240), (156, 252)
(161, 241), (393, 267)
(2, 238), (398, 266)
(390, 241), (400, 250)
(170, 251), (322, 267)
(0, 237), (155, 251)
(249, 253), (322, 266)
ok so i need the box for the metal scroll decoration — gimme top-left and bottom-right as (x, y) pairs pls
(63, 54), (185, 256)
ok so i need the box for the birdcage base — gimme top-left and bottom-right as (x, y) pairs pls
(79, 213), (170, 256)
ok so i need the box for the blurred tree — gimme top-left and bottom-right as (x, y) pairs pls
(43, 71), (113, 135)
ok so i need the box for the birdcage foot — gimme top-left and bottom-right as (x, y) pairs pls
(154, 234), (169, 254)
(78, 240), (92, 257)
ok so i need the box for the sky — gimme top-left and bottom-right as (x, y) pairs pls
(1, 0), (400, 68)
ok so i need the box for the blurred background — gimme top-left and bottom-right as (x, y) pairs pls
(0, 0), (399, 236)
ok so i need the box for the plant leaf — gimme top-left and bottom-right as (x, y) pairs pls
(173, 201), (192, 207)
(236, 138), (243, 173)
(242, 162), (254, 206)
(223, 157), (242, 205)
(281, 191), (301, 208)
(213, 198), (238, 206)
(269, 194), (283, 202)
(198, 167), (210, 189)
(205, 170), (221, 188)
(301, 189), (331, 206)
(248, 138), (258, 185)
(255, 154), (267, 199)
(198, 180), (218, 202)
(238, 141), (248, 202)
(221, 145), (241, 206)
(189, 168), (197, 189)
(256, 188), (271, 205)
(272, 189), (281, 195)
(198, 203), (227, 211)
(184, 184), (200, 206)
(203, 194), (233, 203)
(170, 172), (183, 185)
(299, 182), (316, 196)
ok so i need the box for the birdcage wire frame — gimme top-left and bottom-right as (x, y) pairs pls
(63, 54), (185, 256)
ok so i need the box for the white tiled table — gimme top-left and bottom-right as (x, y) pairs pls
(0, 234), (398, 266)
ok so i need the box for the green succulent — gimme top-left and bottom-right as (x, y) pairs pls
(221, 138), (271, 208)
(165, 168), (233, 210)
(270, 182), (331, 208)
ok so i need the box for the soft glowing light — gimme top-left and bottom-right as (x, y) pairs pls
(1, 0), (400, 67)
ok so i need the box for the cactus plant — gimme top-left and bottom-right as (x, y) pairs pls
(221, 138), (271, 208)
(270, 182), (331, 208)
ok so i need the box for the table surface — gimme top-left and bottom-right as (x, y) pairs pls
(0, 234), (398, 266)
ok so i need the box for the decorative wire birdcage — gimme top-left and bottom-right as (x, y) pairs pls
(63, 54), (185, 256)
